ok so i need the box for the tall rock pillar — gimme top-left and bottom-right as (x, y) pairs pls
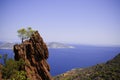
(14, 31), (52, 80)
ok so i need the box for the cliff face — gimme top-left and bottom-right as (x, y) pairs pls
(14, 31), (52, 80)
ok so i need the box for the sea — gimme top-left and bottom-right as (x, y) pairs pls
(0, 45), (120, 76)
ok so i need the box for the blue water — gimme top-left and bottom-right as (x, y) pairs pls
(0, 49), (14, 64)
(0, 45), (120, 76)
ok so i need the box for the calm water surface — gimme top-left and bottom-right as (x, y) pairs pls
(0, 45), (120, 76)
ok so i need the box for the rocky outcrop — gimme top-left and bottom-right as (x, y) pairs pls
(14, 31), (52, 80)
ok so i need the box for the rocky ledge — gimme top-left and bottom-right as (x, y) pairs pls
(14, 31), (52, 80)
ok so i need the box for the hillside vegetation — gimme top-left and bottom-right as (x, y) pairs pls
(54, 53), (120, 80)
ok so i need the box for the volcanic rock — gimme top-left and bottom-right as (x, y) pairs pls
(14, 31), (52, 80)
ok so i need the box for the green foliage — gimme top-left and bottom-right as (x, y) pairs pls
(26, 27), (35, 38)
(11, 71), (29, 80)
(17, 27), (35, 43)
(3, 53), (8, 64)
(17, 28), (27, 43)
(1, 59), (27, 80)
(2, 59), (18, 79)
(0, 55), (1, 58)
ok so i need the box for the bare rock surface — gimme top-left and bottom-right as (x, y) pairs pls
(14, 31), (52, 80)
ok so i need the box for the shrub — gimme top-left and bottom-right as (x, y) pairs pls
(1, 59), (27, 80)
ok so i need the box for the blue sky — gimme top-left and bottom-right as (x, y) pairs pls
(0, 0), (120, 46)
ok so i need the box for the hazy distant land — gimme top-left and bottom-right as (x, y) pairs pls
(0, 42), (15, 49)
(47, 42), (74, 48)
(0, 41), (74, 49)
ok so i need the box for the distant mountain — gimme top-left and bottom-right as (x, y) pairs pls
(47, 42), (74, 48)
(0, 42), (75, 49)
(54, 53), (120, 80)
(0, 42), (15, 49)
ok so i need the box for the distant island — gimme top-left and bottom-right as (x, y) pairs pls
(47, 42), (75, 49)
(0, 42), (74, 49)
(0, 42), (15, 49)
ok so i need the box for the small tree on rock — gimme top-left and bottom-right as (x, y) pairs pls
(26, 27), (35, 39)
(17, 27), (35, 43)
(17, 28), (26, 43)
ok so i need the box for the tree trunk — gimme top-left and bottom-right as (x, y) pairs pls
(22, 38), (23, 43)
